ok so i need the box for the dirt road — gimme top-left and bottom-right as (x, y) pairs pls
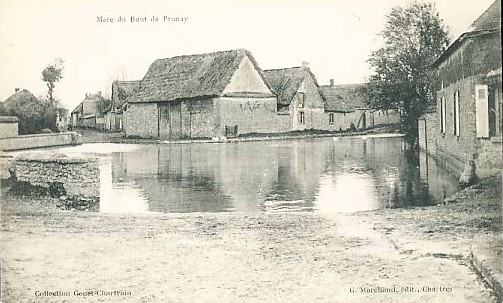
(1, 177), (500, 303)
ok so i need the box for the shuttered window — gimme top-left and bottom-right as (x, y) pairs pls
(453, 91), (460, 136)
(476, 85), (489, 138)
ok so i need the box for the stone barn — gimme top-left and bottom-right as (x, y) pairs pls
(420, 0), (502, 178)
(125, 49), (282, 139)
(263, 63), (326, 131)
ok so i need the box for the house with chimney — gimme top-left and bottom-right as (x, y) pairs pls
(319, 82), (399, 131)
(125, 49), (285, 139)
(71, 92), (105, 129)
(319, 82), (366, 131)
(104, 80), (139, 132)
(263, 62), (326, 131)
(418, 0), (502, 178)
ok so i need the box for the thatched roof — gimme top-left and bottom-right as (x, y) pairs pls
(4, 89), (39, 105)
(434, 0), (501, 67)
(319, 84), (367, 113)
(263, 67), (305, 106)
(131, 49), (273, 103)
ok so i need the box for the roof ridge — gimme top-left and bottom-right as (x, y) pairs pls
(468, 0), (501, 32)
(153, 48), (247, 63)
(264, 66), (303, 72)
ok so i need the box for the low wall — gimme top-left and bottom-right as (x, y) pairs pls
(0, 132), (81, 151)
(0, 121), (19, 138)
(13, 153), (100, 210)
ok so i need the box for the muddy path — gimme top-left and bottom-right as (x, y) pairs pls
(1, 190), (499, 303)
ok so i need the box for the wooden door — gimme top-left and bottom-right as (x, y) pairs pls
(159, 105), (170, 139)
(169, 102), (182, 139)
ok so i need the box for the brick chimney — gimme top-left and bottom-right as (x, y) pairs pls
(15, 88), (20, 92)
(330, 79), (334, 86)
(301, 61), (309, 69)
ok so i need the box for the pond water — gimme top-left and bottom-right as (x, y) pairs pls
(50, 136), (459, 214)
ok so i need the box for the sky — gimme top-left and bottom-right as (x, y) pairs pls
(0, 0), (496, 111)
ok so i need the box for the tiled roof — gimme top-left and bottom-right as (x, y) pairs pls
(434, 0), (501, 66)
(319, 84), (367, 112)
(468, 0), (501, 32)
(131, 49), (273, 103)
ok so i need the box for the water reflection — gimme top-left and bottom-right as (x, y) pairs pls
(53, 137), (459, 214)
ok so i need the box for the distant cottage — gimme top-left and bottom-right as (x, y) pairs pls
(320, 82), (399, 131)
(263, 63), (326, 131)
(125, 49), (281, 139)
(71, 92), (105, 129)
(104, 80), (139, 132)
(419, 0), (502, 178)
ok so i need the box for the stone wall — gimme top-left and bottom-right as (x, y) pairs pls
(0, 132), (81, 151)
(14, 153), (100, 198)
(124, 102), (159, 138)
(420, 74), (503, 178)
(0, 121), (18, 138)
(438, 33), (502, 87)
(323, 111), (361, 131)
(218, 97), (290, 135)
(371, 110), (401, 127)
(189, 99), (217, 138)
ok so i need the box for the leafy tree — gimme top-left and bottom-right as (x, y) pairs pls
(42, 58), (64, 104)
(365, 1), (449, 145)
(2, 91), (49, 134)
(96, 98), (112, 115)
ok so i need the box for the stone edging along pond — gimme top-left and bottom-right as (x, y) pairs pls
(103, 126), (404, 145)
(6, 153), (100, 211)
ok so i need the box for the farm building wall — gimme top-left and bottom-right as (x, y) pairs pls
(217, 97), (289, 136)
(125, 102), (159, 138)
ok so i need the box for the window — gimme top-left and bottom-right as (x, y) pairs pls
(298, 93), (305, 108)
(329, 113), (334, 125)
(299, 112), (305, 124)
(453, 91), (460, 136)
(440, 97), (446, 133)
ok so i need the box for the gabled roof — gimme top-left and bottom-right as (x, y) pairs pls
(319, 84), (367, 112)
(131, 49), (273, 103)
(71, 102), (83, 114)
(263, 67), (306, 106)
(434, 0), (501, 67)
(4, 89), (39, 105)
(469, 0), (501, 32)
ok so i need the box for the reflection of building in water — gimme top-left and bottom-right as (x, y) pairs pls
(111, 145), (233, 213)
(104, 136), (459, 214)
(419, 151), (459, 203)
